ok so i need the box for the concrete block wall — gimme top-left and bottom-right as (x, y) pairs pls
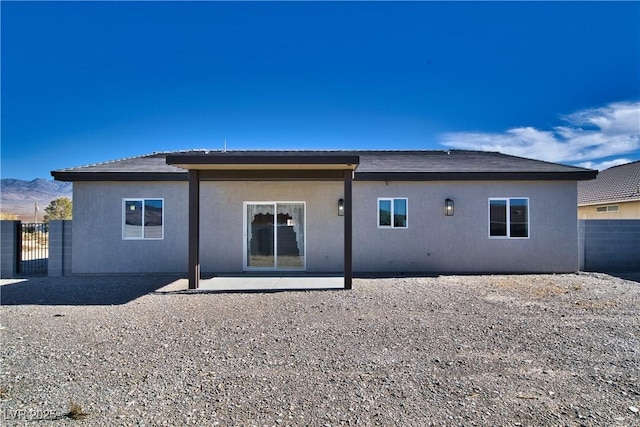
(1, 220), (20, 278)
(580, 220), (640, 272)
(48, 220), (72, 276)
(578, 220), (586, 271)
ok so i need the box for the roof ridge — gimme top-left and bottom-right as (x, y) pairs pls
(603, 159), (640, 170)
(158, 148), (498, 154)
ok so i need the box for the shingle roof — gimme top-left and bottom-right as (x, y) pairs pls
(51, 149), (597, 181)
(353, 150), (587, 173)
(52, 151), (187, 174)
(578, 160), (640, 205)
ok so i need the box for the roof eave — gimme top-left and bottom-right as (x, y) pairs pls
(51, 170), (597, 182)
(578, 197), (640, 207)
(51, 171), (188, 182)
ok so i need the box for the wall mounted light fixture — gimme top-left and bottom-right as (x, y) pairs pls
(445, 198), (454, 216)
(338, 198), (345, 216)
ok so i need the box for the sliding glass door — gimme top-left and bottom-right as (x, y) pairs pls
(246, 203), (275, 268)
(245, 202), (305, 270)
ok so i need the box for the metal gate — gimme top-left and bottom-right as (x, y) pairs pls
(18, 222), (49, 275)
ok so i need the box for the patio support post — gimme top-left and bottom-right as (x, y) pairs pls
(343, 169), (353, 289)
(188, 170), (200, 289)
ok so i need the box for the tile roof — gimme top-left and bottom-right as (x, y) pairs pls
(578, 160), (640, 205)
(51, 149), (597, 181)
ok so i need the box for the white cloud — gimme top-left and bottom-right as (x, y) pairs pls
(576, 158), (632, 171)
(440, 101), (640, 169)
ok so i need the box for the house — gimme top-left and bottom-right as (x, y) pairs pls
(51, 150), (597, 289)
(578, 160), (640, 219)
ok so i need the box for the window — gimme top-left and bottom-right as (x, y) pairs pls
(596, 205), (619, 213)
(123, 199), (164, 239)
(489, 198), (529, 238)
(378, 198), (408, 228)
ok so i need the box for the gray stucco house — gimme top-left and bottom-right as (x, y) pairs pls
(51, 150), (597, 289)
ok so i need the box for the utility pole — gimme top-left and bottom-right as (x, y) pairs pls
(34, 202), (38, 223)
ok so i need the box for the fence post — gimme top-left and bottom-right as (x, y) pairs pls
(48, 220), (72, 277)
(49, 220), (62, 277)
(1, 220), (21, 278)
(48, 220), (69, 276)
(63, 220), (72, 276)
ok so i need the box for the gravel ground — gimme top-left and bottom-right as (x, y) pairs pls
(0, 272), (639, 426)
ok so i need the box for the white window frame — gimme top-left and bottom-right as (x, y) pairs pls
(377, 198), (408, 229)
(122, 198), (165, 240)
(488, 197), (530, 239)
(243, 201), (307, 271)
(596, 205), (619, 213)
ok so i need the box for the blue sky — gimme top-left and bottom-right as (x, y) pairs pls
(2, 1), (639, 180)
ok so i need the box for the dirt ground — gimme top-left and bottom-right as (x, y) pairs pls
(0, 272), (638, 426)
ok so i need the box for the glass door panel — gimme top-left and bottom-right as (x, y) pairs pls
(247, 204), (275, 268)
(276, 203), (305, 270)
(245, 202), (305, 270)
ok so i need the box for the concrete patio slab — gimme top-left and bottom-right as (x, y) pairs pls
(198, 276), (345, 292)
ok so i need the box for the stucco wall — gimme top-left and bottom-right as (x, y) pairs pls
(72, 181), (189, 273)
(578, 200), (640, 220)
(352, 180), (580, 273)
(71, 179), (580, 274)
(71, 181), (344, 274)
(199, 181), (344, 273)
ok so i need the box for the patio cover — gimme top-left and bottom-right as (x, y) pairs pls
(166, 152), (360, 290)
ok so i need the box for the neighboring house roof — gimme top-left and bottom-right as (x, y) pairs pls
(578, 160), (640, 206)
(51, 150), (597, 182)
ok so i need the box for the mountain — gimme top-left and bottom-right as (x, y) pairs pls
(1, 178), (72, 221)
